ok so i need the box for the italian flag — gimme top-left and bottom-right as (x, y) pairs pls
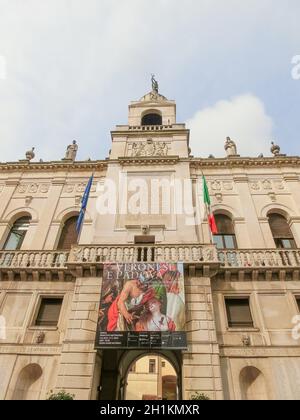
(203, 176), (218, 235)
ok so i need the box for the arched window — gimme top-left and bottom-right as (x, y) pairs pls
(3, 216), (31, 250)
(213, 214), (237, 249)
(268, 213), (296, 249)
(57, 216), (78, 250)
(141, 113), (162, 126)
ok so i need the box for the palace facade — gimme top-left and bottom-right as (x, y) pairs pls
(0, 86), (300, 400)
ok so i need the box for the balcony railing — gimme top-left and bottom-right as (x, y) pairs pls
(0, 250), (69, 270)
(217, 249), (300, 268)
(68, 244), (218, 265)
(1, 247), (300, 273)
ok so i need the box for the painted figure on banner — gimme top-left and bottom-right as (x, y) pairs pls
(98, 263), (185, 334)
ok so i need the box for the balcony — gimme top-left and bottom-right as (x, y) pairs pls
(68, 244), (218, 265)
(0, 250), (69, 281)
(0, 247), (300, 281)
(218, 249), (300, 268)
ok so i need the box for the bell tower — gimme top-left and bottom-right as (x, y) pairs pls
(93, 78), (197, 245)
(109, 76), (190, 160)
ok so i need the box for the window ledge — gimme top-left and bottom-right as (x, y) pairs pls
(227, 327), (260, 332)
(28, 326), (59, 331)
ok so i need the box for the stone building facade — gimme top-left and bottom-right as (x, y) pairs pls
(0, 87), (300, 400)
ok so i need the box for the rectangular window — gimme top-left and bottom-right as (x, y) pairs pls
(35, 297), (63, 327)
(275, 238), (296, 249)
(213, 235), (236, 250)
(149, 359), (156, 374)
(225, 298), (253, 328)
(213, 235), (224, 250)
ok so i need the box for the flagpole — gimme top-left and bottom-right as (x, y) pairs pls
(76, 173), (94, 245)
(201, 171), (213, 245)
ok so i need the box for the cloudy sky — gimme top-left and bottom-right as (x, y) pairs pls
(0, 0), (299, 162)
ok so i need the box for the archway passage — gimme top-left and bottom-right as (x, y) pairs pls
(125, 355), (178, 400)
(98, 349), (182, 401)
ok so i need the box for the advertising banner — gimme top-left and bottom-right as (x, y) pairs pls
(95, 263), (187, 349)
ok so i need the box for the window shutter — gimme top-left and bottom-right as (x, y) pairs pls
(57, 216), (78, 250)
(268, 214), (293, 239)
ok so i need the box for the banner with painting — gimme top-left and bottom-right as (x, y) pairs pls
(95, 263), (187, 349)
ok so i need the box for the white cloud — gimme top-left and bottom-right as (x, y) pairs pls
(187, 94), (274, 158)
(0, 1), (298, 161)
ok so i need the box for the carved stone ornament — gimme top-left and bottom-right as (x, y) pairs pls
(75, 195), (82, 206)
(215, 193), (223, 203)
(130, 140), (169, 157)
(28, 184), (38, 193)
(64, 185), (74, 193)
(242, 335), (251, 347)
(39, 184), (49, 193)
(36, 331), (45, 344)
(211, 181), (222, 191)
(17, 185), (28, 194)
(25, 196), (33, 206)
(141, 225), (150, 235)
(262, 180), (272, 190)
(250, 182), (260, 191)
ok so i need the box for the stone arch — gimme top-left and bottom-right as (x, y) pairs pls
(3, 207), (38, 224)
(211, 204), (242, 221)
(239, 366), (268, 400)
(260, 203), (295, 220)
(141, 109), (163, 126)
(12, 363), (43, 400)
(99, 349), (182, 401)
(0, 211), (33, 250)
(54, 207), (91, 224)
(122, 351), (180, 401)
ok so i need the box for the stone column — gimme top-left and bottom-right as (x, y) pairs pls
(55, 277), (101, 400)
(182, 275), (223, 400)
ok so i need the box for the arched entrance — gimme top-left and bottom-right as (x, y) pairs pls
(125, 354), (178, 400)
(98, 349), (182, 401)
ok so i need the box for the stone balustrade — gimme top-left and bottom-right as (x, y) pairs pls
(0, 250), (69, 269)
(217, 249), (300, 268)
(68, 244), (218, 265)
(1, 247), (300, 275)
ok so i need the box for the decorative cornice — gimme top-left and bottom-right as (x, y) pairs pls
(190, 156), (300, 169)
(0, 155), (300, 173)
(0, 160), (108, 172)
(117, 156), (180, 166)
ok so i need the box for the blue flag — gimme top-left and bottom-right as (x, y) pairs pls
(76, 174), (94, 235)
